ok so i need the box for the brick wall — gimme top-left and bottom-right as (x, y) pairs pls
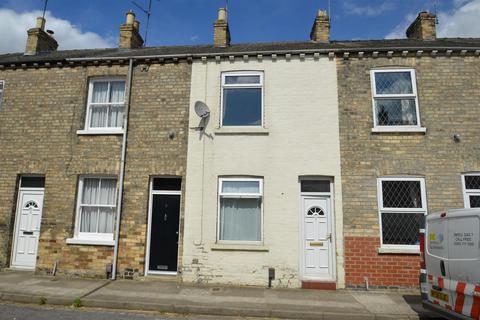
(337, 55), (480, 288)
(0, 60), (191, 278)
(117, 61), (191, 277)
(0, 65), (125, 276)
(344, 236), (420, 288)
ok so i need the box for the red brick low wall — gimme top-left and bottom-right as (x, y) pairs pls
(344, 236), (421, 289)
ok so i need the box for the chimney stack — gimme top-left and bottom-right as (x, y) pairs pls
(119, 10), (144, 49)
(406, 12), (437, 40)
(25, 17), (58, 55)
(213, 8), (231, 47)
(310, 10), (330, 43)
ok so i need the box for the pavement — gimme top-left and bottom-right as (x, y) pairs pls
(0, 271), (440, 320)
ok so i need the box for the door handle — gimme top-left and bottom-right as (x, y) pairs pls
(23, 231), (34, 235)
(440, 260), (446, 277)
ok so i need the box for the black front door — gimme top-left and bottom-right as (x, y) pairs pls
(148, 194), (180, 272)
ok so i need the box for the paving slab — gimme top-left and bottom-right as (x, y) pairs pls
(0, 271), (107, 305)
(0, 272), (440, 320)
(83, 280), (434, 319)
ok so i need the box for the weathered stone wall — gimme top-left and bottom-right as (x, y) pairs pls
(118, 61), (191, 277)
(0, 61), (191, 278)
(183, 56), (344, 288)
(337, 55), (480, 288)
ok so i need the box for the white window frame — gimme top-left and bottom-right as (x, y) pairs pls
(0, 80), (4, 110)
(377, 177), (427, 251)
(462, 173), (480, 208)
(67, 176), (117, 246)
(82, 77), (125, 134)
(370, 69), (424, 132)
(217, 177), (263, 245)
(220, 71), (264, 128)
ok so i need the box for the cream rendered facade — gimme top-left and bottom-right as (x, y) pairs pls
(182, 55), (345, 288)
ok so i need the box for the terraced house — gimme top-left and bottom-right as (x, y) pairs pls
(337, 12), (480, 289)
(0, 7), (478, 290)
(182, 9), (344, 289)
(0, 12), (192, 279)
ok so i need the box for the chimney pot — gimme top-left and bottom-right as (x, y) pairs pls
(213, 7), (231, 47)
(406, 12), (437, 40)
(310, 9), (330, 42)
(126, 10), (135, 25)
(36, 17), (46, 30)
(218, 7), (227, 21)
(119, 10), (144, 49)
(317, 10), (328, 18)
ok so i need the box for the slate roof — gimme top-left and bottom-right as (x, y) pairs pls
(1, 38), (480, 64)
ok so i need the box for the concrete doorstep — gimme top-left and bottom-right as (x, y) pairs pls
(0, 272), (439, 320)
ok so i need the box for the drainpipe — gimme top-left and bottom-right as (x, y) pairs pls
(111, 58), (134, 280)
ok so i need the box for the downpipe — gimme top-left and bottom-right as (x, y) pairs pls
(111, 58), (134, 280)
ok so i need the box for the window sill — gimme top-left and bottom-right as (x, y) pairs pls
(66, 238), (115, 246)
(211, 243), (269, 252)
(214, 127), (269, 135)
(77, 129), (124, 135)
(371, 127), (426, 134)
(377, 247), (420, 255)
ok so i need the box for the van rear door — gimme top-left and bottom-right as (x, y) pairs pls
(446, 209), (480, 319)
(426, 212), (452, 308)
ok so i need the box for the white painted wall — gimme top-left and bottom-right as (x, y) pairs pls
(182, 56), (344, 288)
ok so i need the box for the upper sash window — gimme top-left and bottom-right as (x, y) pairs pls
(221, 72), (264, 127)
(370, 69), (421, 129)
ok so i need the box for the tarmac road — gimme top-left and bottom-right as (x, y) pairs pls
(0, 303), (269, 320)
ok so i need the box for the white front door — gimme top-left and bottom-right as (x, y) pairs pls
(11, 189), (44, 269)
(302, 196), (334, 280)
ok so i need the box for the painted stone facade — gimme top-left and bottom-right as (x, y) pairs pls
(182, 56), (344, 288)
(0, 61), (191, 277)
(337, 55), (480, 288)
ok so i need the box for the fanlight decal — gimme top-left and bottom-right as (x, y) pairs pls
(24, 201), (39, 209)
(307, 206), (325, 216)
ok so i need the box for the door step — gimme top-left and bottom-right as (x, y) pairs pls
(142, 274), (181, 282)
(302, 281), (336, 290)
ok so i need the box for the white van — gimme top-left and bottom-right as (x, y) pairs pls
(422, 209), (480, 320)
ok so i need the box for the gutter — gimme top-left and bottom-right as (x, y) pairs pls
(64, 45), (480, 62)
(111, 58), (134, 280)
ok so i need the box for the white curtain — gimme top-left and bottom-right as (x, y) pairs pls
(97, 207), (115, 233)
(109, 82), (125, 103)
(80, 207), (98, 233)
(220, 198), (261, 241)
(99, 179), (116, 205)
(92, 82), (108, 103)
(90, 106), (107, 128)
(108, 106), (123, 127)
(108, 82), (125, 127)
(90, 81), (124, 128)
(401, 100), (415, 125)
(82, 178), (99, 204)
(80, 178), (116, 234)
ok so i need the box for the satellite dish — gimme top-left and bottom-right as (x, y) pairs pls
(194, 101), (210, 119)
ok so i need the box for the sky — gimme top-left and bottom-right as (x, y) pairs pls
(0, 0), (479, 53)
